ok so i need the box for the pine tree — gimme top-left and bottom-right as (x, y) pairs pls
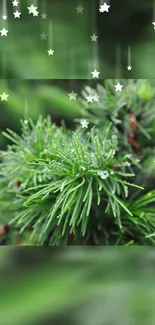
(1, 79), (155, 245)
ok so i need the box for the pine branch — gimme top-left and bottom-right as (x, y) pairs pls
(0, 116), (145, 245)
(1, 79), (155, 245)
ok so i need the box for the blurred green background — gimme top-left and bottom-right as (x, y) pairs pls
(0, 0), (154, 78)
(1, 247), (155, 325)
(0, 0), (155, 148)
(0, 78), (85, 148)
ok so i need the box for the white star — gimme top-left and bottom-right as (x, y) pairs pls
(24, 119), (29, 125)
(27, 4), (37, 14)
(41, 13), (47, 19)
(48, 49), (54, 55)
(152, 22), (155, 29)
(76, 5), (84, 13)
(13, 10), (21, 18)
(68, 91), (77, 100)
(2, 15), (7, 20)
(40, 32), (47, 40)
(86, 95), (93, 103)
(93, 94), (100, 102)
(91, 69), (100, 78)
(99, 2), (110, 13)
(80, 120), (89, 128)
(114, 82), (123, 92)
(12, 0), (19, 6)
(90, 34), (98, 42)
(127, 65), (132, 71)
(0, 28), (8, 36)
(0, 92), (9, 101)
(33, 10), (39, 17)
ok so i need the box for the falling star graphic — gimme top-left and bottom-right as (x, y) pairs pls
(68, 91), (77, 100)
(80, 119), (89, 128)
(91, 0), (100, 78)
(27, 0), (39, 16)
(91, 69), (100, 78)
(127, 46), (132, 71)
(99, 0), (110, 13)
(153, 0), (155, 28)
(0, 28), (8, 36)
(90, 34), (98, 42)
(12, 0), (19, 6)
(40, 32), (47, 40)
(47, 20), (54, 56)
(48, 48), (54, 55)
(86, 95), (93, 103)
(2, 0), (8, 26)
(24, 98), (29, 124)
(76, 5), (84, 13)
(0, 92), (9, 101)
(41, 13), (47, 19)
(114, 82), (123, 92)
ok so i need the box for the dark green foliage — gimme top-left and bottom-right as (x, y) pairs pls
(78, 80), (155, 155)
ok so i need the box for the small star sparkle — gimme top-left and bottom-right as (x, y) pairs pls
(68, 91), (77, 100)
(86, 95), (93, 103)
(114, 82), (123, 92)
(80, 120), (89, 128)
(0, 92), (9, 101)
(40, 32), (47, 40)
(127, 65), (132, 71)
(91, 69), (100, 78)
(24, 119), (29, 125)
(93, 94), (100, 102)
(0, 28), (8, 36)
(48, 49), (54, 55)
(41, 13), (47, 19)
(76, 5), (84, 13)
(12, 0), (19, 6)
(99, 2), (110, 13)
(13, 10), (21, 18)
(33, 10), (39, 17)
(27, 4), (38, 14)
(2, 15), (7, 20)
(90, 34), (98, 42)
(152, 22), (155, 29)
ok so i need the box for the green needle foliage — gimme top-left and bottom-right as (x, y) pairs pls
(78, 79), (155, 158)
(1, 80), (155, 245)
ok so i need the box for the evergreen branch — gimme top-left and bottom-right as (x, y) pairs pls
(0, 116), (144, 244)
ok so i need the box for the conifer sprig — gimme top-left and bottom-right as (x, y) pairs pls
(1, 79), (155, 245)
(0, 116), (144, 245)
